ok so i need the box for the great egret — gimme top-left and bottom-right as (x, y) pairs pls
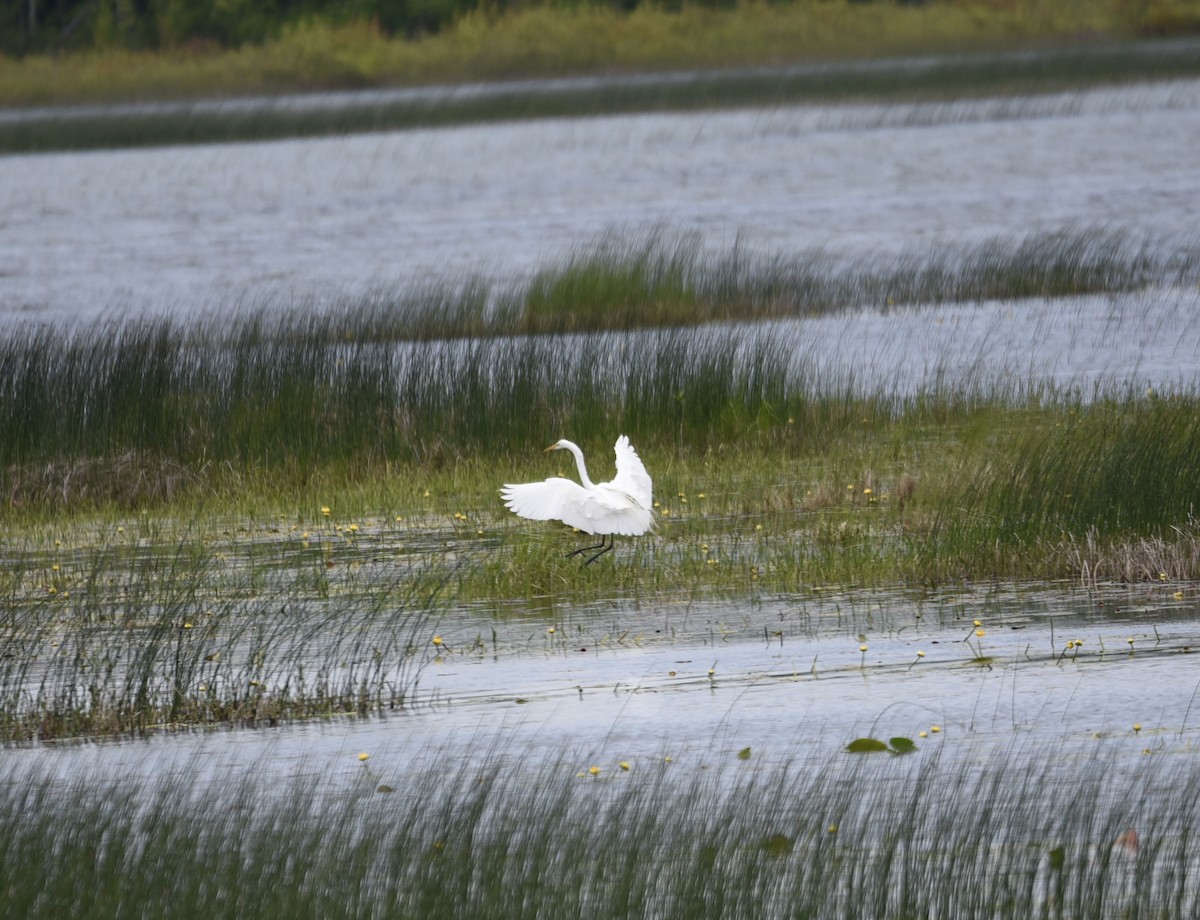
(500, 435), (654, 564)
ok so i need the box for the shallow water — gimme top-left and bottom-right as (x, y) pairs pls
(7, 581), (1198, 792)
(4, 79), (1199, 324)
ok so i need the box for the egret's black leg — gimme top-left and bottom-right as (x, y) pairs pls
(566, 536), (609, 561)
(584, 534), (615, 565)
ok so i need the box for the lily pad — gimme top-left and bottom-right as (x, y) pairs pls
(761, 833), (794, 856)
(846, 738), (890, 753)
(888, 737), (917, 754)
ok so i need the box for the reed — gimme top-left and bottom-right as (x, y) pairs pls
(0, 525), (441, 741)
(0, 739), (1189, 917)
(0, 229), (1191, 485)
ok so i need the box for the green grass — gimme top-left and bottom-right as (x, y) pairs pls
(0, 739), (1192, 917)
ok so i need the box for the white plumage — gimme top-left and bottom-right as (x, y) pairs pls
(500, 435), (654, 563)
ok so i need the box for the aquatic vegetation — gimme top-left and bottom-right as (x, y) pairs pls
(0, 526), (441, 741)
(511, 227), (1188, 334)
(845, 736), (917, 754)
(0, 739), (1195, 917)
(0, 229), (1194, 492)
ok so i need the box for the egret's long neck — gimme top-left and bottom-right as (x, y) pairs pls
(564, 441), (596, 490)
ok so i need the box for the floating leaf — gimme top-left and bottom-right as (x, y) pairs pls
(737, 746), (752, 760)
(846, 738), (889, 753)
(888, 737), (917, 754)
(761, 833), (794, 856)
(1048, 846), (1066, 870)
(376, 784), (394, 794)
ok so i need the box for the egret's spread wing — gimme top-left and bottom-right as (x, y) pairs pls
(501, 478), (591, 526)
(589, 485), (655, 535)
(610, 435), (653, 510)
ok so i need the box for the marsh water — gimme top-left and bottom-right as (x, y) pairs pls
(5, 75), (1200, 787)
(5, 578), (1200, 794)
(5, 78), (1200, 324)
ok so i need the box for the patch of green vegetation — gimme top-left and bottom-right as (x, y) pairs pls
(0, 521), (441, 741)
(510, 228), (1179, 334)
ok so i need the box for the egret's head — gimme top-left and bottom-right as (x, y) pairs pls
(544, 440), (568, 453)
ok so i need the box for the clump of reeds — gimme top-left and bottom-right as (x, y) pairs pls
(0, 229), (1191, 493)
(509, 228), (1187, 333)
(0, 739), (1191, 917)
(928, 393), (1200, 570)
(0, 528), (441, 742)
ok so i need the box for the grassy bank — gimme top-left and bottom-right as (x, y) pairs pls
(4, 3), (1200, 151)
(5, 38), (1200, 153)
(0, 741), (1190, 917)
(0, 2), (1175, 106)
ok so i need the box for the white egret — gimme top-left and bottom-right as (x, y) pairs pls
(500, 435), (654, 564)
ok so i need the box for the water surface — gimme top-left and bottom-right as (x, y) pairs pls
(7, 581), (1197, 791)
(5, 79), (1199, 323)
